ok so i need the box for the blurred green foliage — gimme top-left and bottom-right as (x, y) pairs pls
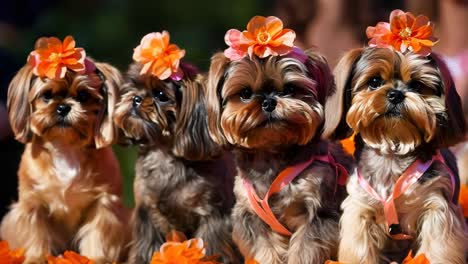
(2, 0), (267, 207)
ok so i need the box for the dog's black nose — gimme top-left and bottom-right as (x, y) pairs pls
(262, 97), (277, 112)
(133, 96), (143, 107)
(387, 89), (405, 104)
(56, 104), (71, 117)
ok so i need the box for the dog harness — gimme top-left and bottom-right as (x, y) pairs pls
(357, 152), (455, 240)
(243, 153), (348, 236)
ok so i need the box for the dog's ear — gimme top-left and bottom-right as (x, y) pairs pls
(322, 48), (363, 140)
(172, 75), (221, 160)
(206, 52), (231, 147)
(94, 62), (123, 148)
(7, 64), (36, 143)
(304, 51), (334, 105)
(429, 53), (466, 147)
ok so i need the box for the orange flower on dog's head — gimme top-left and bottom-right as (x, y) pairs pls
(28, 36), (86, 80)
(224, 15), (296, 60)
(366, 9), (438, 56)
(133, 31), (186, 81)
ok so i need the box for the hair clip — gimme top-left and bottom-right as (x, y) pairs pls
(366, 9), (438, 56)
(133, 31), (186, 81)
(28, 36), (87, 80)
(224, 15), (296, 61)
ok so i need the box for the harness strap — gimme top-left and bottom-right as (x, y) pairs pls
(357, 152), (455, 240)
(243, 152), (348, 236)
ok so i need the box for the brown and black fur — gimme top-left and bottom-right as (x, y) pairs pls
(323, 47), (467, 263)
(114, 64), (240, 264)
(206, 51), (353, 263)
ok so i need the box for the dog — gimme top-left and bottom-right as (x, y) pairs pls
(0, 36), (129, 263)
(323, 46), (467, 263)
(206, 16), (353, 264)
(113, 31), (240, 264)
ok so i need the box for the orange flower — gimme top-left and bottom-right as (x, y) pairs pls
(133, 31), (186, 80)
(402, 251), (430, 264)
(245, 258), (259, 264)
(459, 184), (468, 217)
(340, 133), (356, 156)
(224, 16), (296, 60)
(0, 241), (25, 264)
(366, 9), (438, 56)
(47, 251), (94, 264)
(150, 231), (220, 264)
(28, 36), (86, 80)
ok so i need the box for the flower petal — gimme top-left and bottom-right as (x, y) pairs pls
(270, 29), (296, 48)
(224, 29), (242, 47)
(246, 16), (267, 35)
(62, 36), (76, 52)
(265, 16), (284, 37)
(224, 47), (247, 61)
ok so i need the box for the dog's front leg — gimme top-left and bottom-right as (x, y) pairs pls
(76, 193), (129, 264)
(416, 191), (467, 264)
(1, 202), (52, 264)
(195, 215), (242, 264)
(338, 195), (386, 264)
(232, 204), (288, 264)
(287, 212), (339, 264)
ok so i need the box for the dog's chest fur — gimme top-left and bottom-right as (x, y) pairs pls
(134, 147), (235, 235)
(355, 147), (455, 256)
(233, 142), (349, 232)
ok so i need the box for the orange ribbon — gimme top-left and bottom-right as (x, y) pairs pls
(243, 153), (348, 236)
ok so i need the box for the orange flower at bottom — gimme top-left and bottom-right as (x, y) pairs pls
(0, 241), (24, 264)
(402, 251), (429, 264)
(150, 231), (220, 264)
(245, 258), (259, 264)
(47, 251), (94, 264)
(459, 184), (468, 217)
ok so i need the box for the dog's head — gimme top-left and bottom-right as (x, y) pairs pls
(206, 16), (334, 151)
(8, 36), (121, 148)
(113, 31), (219, 160)
(323, 47), (466, 154)
(207, 50), (333, 150)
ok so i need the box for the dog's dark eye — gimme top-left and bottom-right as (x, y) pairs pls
(239, 88), (253, 100)
(281, 85), (295, 96)
(368, 77), (384, 90)
(409, 81), (424, 92)
(76, 90), (89, 103)
(42, 90), (53, 102)
(153, 90), (169, 102)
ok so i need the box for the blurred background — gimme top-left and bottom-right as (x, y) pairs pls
(1, 0), (467, 212)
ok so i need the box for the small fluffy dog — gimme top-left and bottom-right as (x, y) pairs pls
(1, 36), (129, 263)
(323, 47), (467, 263)
(206, 20), (352, 262)
(114, 32), (240, 264)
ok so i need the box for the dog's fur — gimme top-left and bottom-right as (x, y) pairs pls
(206, 51), (353, 264)
(323, 47), (467, 263)
(1, 59), (129, 264)
(113, 63), (240, 264)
